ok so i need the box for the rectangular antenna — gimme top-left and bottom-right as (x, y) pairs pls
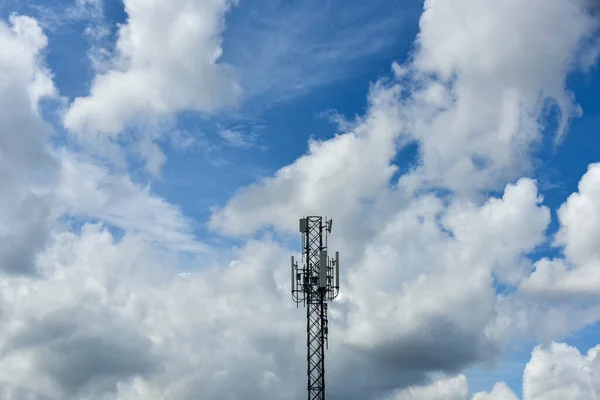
(299, 218), (307, 233)
(291, 256), (295, 292)
(335, 251), (339, 288)
(319, 250), (328, 288)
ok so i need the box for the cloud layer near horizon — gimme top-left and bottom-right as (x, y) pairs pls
(391, 341), (600, 400)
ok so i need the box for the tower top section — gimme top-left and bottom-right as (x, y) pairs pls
(292, 216), (340, 305)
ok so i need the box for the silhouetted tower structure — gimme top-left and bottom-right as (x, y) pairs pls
(291, 216), (340, 400)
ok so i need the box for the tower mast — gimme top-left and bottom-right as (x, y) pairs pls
(291, 216), (340, 400)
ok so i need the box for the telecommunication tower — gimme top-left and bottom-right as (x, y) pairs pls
(291, 216), (340, 400)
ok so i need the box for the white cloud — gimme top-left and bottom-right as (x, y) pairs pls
(218, 128), (247, 147)
(520, 163), (600, 298)
(398, 0), (599, 194)
(324, 178), (548, 399)
(63, 0), (241, 137)
(472, 383), (519, 400)
(55, 151), (206, 253)
(0, 225), (169, 398)
(443, 178), (549, 286)
(0, 201), (555, 399)
(482, 164), (600, 344)
(555, 163), (600, 268)
(210, 0), (599, 237)
(69, 0), (112, 73)
(62, 0), (104, 24)
(0, 14), (58, 274)
(217, 128), (263, 149)
(201, 1), (600, 397)
(391, 375), (518, 400)
(0, 12), (207, 272)
(0, 225), (304, 399)
(392, 375), (469, 400)
(391, 342), (600, 400)
(209, 81), (403, 236)
(523, 342), (600, 399)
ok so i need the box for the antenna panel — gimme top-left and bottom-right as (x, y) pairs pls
(335, 251), (339, 288)
(319, 250), (328, 288)
(291, 256), (295, 292)
(299, 218), (308, 233)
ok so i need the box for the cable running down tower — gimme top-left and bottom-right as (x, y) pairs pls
(291, 216), (340, 400)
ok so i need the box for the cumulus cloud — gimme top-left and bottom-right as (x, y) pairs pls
(0, 189), (553, 399)
(520, 163), (600, 298)
(63, 0), (241, 137)
(209, 80), (403, 236)
(0, 9), (209, 268)
(523, 342), (600, 399)
(485, 163), (600, 344)
(0, 226), (167, 398)
(390, 375), (517, 400)
(0, 225), (304, 399)
(391, 342), (600, 400)
(321, 177), (549, 399)
(393, 375), (469, 400)
(554, 163), (600, 268)
(210, 0), (600, 237)
(0, 14), (58, 274)
(472, 383), (519, 400)
(400, 0), (599, 194)
(202, 0), (600, 397)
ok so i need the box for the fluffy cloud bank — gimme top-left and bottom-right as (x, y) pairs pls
(521, 163), (600, 299)
(0, 226), (300, 399)
(63, 0), (241, 136)
(392, 342), (600, 400)
(0, 14), (206, 275)
(0, 14), (58, 274)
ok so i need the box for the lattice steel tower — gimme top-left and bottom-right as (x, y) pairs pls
(291, 216), (340, 400)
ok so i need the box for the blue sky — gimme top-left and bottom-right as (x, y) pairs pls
(1, 0), (600, 398)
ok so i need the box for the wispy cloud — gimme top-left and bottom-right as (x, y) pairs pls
(24, 0), (111, 75)
(55, 150), (208, 254)
(219, 129), (254, 147)
(222, 0), (422, 105)
(216, 118), (267, 150)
